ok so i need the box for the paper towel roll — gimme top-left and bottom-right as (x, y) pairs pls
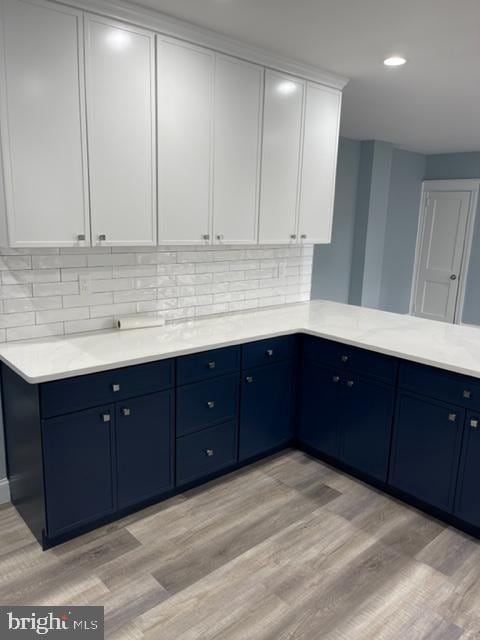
(116, 314), (166, 330)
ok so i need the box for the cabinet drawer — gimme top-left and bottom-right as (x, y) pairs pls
(176, 420), (237, 485)
(176, 374), (239, 436)
(302, 336), (396, 384)
(399, 361), (480, 410)
(242, 335), (295, 369)
(40, 359), (174, 418)
(177, 346), (240, 385)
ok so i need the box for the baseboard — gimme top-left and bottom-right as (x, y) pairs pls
(0, 477), (10, 504)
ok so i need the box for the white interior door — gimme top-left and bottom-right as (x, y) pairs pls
(0, 0), (89, 247)
(213, 55), (262, 245)
(157, 37), (213, 244)
(413, 190), (471, 322)
(85, 16), (156, 246)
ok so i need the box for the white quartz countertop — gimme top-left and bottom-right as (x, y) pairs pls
(1, 300), (480, 384)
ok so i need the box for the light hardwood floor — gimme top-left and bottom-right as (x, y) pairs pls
(1, 450), (480, 639)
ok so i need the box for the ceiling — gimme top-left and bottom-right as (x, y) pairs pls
(132, 0), (480, 154)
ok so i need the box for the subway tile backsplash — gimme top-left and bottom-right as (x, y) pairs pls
(0, 245), (313, 342)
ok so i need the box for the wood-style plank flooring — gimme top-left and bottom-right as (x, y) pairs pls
(1, 450), (480, 639)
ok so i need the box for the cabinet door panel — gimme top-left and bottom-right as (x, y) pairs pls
(157, 38), (213, 244)
(297, 360), (341, 459)
(389, 392), (464, 512)
(454, 412), (480, 527)
(85, 16), (156, 246)
(298, 83), (341, 244)
(259, 71), (304, 244)
(43, 405), (114, 535)
(116, 391), (173, 509)
(0, 0), (89, 246)
(340, 375), (395, 482)
(239, 360), (294, 460)
(213, 56), (262, 244)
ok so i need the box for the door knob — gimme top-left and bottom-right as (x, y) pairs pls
(450, 274), (457, 280)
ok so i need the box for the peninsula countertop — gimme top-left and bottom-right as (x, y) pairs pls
(1, 300), (480, 384)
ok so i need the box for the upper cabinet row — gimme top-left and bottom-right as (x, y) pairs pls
(0, 0), (342, 247)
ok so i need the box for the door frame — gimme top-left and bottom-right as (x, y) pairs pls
(410, 179), (480, 324)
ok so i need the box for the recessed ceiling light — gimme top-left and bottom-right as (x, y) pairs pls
(383, 56), (407, 67)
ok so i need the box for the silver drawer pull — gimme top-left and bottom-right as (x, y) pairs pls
(463, 390), (472, 399)
(341, 355), (349, 363)
(205, 448), (214, 457)
(245, 376), (253, 383)
(208, 361), (216, 369)
(448, 413), (457, 422)
(265, 349), (274, 357)
(112, 383), (120, 393)
(346, 380), (354, 388)
(207, 400), (215, 409)
(101, 413), (111, 423)
(332, 375), (340, 383)
(121, 407), (131, 417)
(470, 419), (478, 429)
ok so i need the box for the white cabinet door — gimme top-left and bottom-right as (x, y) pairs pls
(213, 56), (262, 245)
(0, 0), (89, 247)
(259, 71), (304, 244)
(157, 38), (213, 244)
(85, 16), (156, 246)
(298, 83), (341, 244)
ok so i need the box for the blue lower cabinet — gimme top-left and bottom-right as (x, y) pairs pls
(340, 374), (395, 482)
(42, 405), (115, 536)
(176, 420), (237, 485)
(297, 360), (341, 459)
(239, 360), (295, 460)
(454, 412), (480, 527)
(389, 392), (465, 512)
(116, 391), (173, 510)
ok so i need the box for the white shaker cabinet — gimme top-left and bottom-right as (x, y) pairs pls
(85, 16), (156, 246)
(298, 83), (341, 244)
(213, 56), (263, 245)
(157, 38), (214, 244)
(0, 0), (89, 247)
(259, 71), (304, 244)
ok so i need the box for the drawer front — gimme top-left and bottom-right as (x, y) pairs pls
(176, 420), (237, 485)
(302, 336), (396, 383)
(399, 361), (480, 410)
(176, 374), (239, 436)
(41, 359), (174, 418)
(177, 346), (240, 386)
(242, 335), (295, 369)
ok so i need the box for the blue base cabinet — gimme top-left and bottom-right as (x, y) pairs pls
(455, 412), (480, 526)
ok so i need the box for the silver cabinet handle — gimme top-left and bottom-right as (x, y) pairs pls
(205, 448), (214, 457)
(470, 418), (478, 429)
(341, 355), (349, 363)
(245, 376), (253, 383)
(208, 361), (216, 369)
(346, 380), (354, 387)
(450, 274), (457, 281)
(207, 400), (215, 409)
(448, 413), (457, 422)
(202, 234), (210, 240)
(101, 413), (111, 423)
(301, 234), (307, 240)
(463, 390), (471, 399)
(77, 233), (86, 241)
(332, 375), (340, 383)
(112, 383), (120, 392)
(121, 407), (131, 417)
(290, 234), (297, 240)
(265, 349), (274, 357)
(98, 234), (106, 241)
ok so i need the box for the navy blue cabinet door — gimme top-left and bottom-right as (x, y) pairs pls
(389, 392), (464, 512)
(116, 391), (173, 510)
(297, 360), (341, 459)
(239, 360), (294, 460)
(340, 374), (395, 482)
(42, 405), (115, 535)
(454, 412), (480, 527)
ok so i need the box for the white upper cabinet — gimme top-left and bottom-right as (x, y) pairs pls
(213, 56), (263, 245)
(85, 16), (156, 246)
(157, 38), (214, 244)
(259, 71), (305, 244)
(0, 0), (89, 247)
(298, 83), (341, 244)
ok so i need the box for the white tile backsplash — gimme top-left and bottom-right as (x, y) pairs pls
(0, 245), (313, 342)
